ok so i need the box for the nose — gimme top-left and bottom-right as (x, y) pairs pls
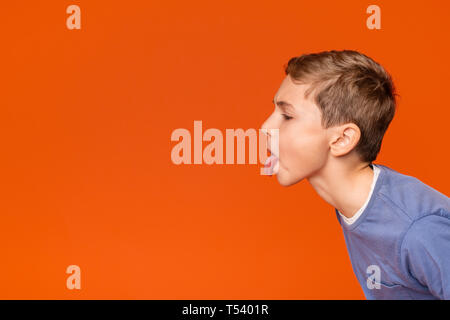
(261, 122), (271, 142)
(261, 113), (279, 154)
(261, 112), (278, 137)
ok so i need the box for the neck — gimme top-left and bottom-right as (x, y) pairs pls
(307, 155), (374, 219)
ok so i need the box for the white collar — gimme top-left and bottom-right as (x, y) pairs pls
(338, 164), (380, 225)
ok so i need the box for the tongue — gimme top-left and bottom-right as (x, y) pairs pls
(263, 155), (279, 175)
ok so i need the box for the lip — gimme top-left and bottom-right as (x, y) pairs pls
(263, 154), (279, 175)
(267, 147), (279, 158)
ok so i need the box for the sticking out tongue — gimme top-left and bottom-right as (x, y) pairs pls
(263, 155), (279, 175)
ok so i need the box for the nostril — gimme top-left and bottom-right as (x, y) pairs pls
(260, 127), (270, 137)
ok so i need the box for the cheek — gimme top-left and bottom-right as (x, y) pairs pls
(279, 123), (328, 169)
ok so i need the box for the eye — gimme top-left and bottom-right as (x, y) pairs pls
(282, 114), (293, 120)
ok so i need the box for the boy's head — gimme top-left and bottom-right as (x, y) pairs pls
(262, 50), (397, 186)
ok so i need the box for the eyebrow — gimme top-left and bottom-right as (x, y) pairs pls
(272, 98), (295, 112)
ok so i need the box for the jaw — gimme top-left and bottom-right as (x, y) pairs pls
(275, 166), (298, 187)
(275, 160), (326, 187)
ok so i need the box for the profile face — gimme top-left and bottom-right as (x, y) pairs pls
(261, 75), (330, 186)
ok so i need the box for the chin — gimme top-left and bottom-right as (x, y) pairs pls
(275, 171), (304, 187)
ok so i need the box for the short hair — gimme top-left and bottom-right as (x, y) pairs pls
(284, 50), (398, 163)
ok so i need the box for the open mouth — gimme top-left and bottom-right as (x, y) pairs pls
(263, 154), (279, 175)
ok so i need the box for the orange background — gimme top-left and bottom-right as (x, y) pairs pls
(1, 0), (449, 299)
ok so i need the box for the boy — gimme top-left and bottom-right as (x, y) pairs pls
(261, 50), (450, 299)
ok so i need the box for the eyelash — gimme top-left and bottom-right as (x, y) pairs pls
(282, 114), (293, 120)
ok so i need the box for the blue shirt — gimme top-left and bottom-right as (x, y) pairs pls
(335, 164), (450, 299)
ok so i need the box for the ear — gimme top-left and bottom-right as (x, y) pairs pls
(328, 123), (361, 157)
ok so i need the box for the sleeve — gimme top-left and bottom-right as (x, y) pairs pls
(401, 213), (450, 299)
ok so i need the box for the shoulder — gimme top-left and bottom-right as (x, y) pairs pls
(403, 212), (450, 247)
(400, 213), (450, 299)
(374, 164), (450, 221)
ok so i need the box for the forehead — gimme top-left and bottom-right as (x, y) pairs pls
(274, 75), (316, 112)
